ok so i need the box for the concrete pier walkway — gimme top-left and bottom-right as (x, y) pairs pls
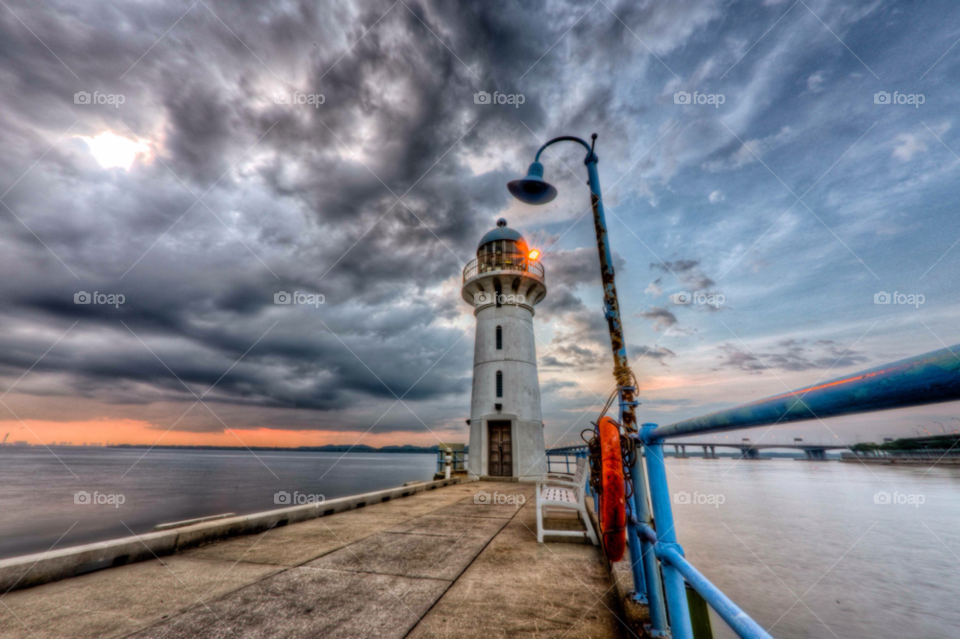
(0, 481), (629, 638)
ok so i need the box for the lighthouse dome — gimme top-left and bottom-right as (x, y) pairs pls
(477, 218), (527, 253)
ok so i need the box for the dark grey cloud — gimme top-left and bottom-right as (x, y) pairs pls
(543, 247), (625, 289)
(651, 259), (715, 290)
(629, 344), (676, 365)
(541, 379), (578, 394)
(637, 306), (677, 332)
(715, 339), (869, 374)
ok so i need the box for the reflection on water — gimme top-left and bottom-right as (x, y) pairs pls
(668, 458), (960, 639)
(0, 447), (435, 559)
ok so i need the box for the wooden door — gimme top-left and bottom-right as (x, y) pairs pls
(488, 421), (512, 477)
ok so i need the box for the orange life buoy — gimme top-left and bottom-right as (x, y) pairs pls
(597, 416), (626, 562)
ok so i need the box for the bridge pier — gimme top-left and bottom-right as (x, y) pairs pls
(672, 444), (688, 458)
(740, 447), (761, 460)
(702, 445), (718, 459)
(801, 448), (827, 461)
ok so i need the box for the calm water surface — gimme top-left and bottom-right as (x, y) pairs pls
(667, 457), (960, 639)
(0, 447), (435, 559)
(4, 448), (960, 638)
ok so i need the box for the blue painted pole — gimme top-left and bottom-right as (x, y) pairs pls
(532, 136), (638, 433)
(620, 392), (648, 606)
(643, 424), (693, 639)
(630, 437), (668, 633)
(658, 545), (773, 639)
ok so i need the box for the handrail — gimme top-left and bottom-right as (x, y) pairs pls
(621, 341), (960, 639)
(648, 343), (960, 440)
(658, 543), (774, 639)
(462, 252), (544, 283)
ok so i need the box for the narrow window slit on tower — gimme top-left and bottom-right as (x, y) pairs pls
(496, 371), (503, 397)
(496, 326), (502, 350)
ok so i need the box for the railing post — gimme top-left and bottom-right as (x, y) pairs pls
(579, 451), (598, 511)
(643, 424), (693, 639)
(629, 433), (669, 634)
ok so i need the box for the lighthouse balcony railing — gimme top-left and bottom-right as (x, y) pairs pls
(462, 253), (544, 283)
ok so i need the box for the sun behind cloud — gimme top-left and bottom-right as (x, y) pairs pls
(75, 132), (151, 170)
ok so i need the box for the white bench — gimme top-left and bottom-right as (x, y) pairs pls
(535, 457), (598, 545)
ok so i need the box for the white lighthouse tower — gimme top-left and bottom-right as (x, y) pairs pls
(461, 219), (547, 481)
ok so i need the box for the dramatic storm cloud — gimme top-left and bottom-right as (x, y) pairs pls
(2, 0), (960, 448)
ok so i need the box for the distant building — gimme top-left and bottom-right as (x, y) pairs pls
(461, 219), (547, 481)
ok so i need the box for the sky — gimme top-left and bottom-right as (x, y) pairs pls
(1, 0), (959, 452)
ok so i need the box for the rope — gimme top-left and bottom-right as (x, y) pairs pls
(613, 364), (635, 389)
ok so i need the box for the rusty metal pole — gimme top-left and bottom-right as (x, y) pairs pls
(585, 157), (637, 430)
(529, 134), (637, 430)
(582, 138), (668, 631)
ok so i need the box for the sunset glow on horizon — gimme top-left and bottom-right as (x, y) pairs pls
(0, 419), (459, 449)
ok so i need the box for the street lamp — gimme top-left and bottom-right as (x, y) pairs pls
(508, 134), (674, 634)
(508, 134), (635, 425)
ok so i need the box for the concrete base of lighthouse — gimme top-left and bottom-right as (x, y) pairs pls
(468, 412), (547, 482)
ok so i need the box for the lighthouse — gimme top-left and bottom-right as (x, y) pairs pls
(461, 219), (547, 481)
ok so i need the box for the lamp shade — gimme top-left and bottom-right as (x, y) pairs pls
(507, 161), (558, 205)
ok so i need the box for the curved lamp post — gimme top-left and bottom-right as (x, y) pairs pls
(508, 134), (673, 637)
(508, 134), (636, 427)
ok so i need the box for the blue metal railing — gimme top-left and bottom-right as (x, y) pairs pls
(649, 343), (960, 441)
(435, 449), (467, 473)
(543, 342), (960, 639)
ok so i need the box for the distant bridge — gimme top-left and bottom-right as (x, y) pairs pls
(546, 441), (847, 460)
(662, 441), (847, 460)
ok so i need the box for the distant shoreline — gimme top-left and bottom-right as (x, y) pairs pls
(106, 444), (454, 453)
(0, 443), (457, 453)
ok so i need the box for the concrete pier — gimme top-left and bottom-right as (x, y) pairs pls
(0, 481), (627, 639)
